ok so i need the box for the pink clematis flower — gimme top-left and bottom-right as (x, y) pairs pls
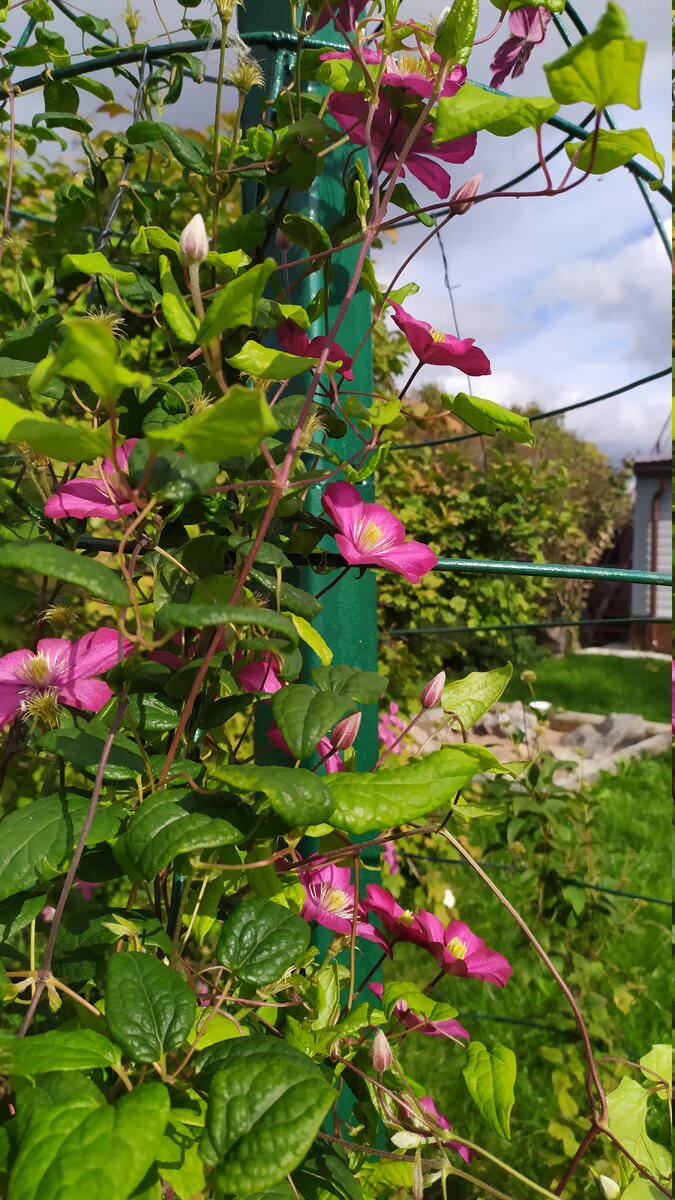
(328, 90), (476, 200)
(323, 47), (467, 102)
(235, 651), (283, 695)
(268, 723), (344, 773)
(312, 0), (363, 32)
(369, 982), (469, 1041)
(0, 629), (133, 728)
(298, 859), (389, 949)
(321, 481), (437, 584)
(490, 7), (552, 89)
(75, 880), (102, 902)
(365, 883), (442, 949)
(389, 302), (491, 375)
(442, 919), (512, 987)
(382, 839), (400, 876)
(378, 701), (407, 754)
(277, 320), (354, 380)
(416, 1097), (473, 1164)
(44, 439), (139, 522)
(671, 661), (674, 734)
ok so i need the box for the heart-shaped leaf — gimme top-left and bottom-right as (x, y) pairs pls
(105, 953), (197, 1064)
(216, 897), (310, 984)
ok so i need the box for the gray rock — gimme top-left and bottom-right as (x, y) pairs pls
(596, 712), (647, 751)
(474, 702), (538, 739)
(560, 722), (604, 755)
(615, 732), (672, 762)
(548, 711), (605, 732)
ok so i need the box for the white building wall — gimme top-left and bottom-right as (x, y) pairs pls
(631, 474), (672, 619)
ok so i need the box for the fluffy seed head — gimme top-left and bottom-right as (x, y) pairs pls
(229, 55), (265, 94)
(179, 213), (209, 267)
(22, 688), (61, 728)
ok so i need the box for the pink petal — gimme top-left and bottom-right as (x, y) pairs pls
(277, 321), (311, 357)
(237, 654), (283, 694)
(360, 503), (406, 548)
(0, 684), (22, 727)
(322, 481), (366, 544)
(334, 533), (370, 566)
(44, 478), (136, 521)
(430, 131), (478, 167)
(58, 678), (113, 713)
(389, 304), (434, 361)
(0, 648), (32, 684)
(406, 153), (453, 200)
(370, 540), (438, 583)
(38, 629), (132, 683)
(327, 92), (370, 147)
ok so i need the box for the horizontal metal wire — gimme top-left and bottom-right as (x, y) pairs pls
(387, 616), (672, 638)
(393, 367), (672, 451)
(401, 853), (671, 908)
(68, 536), (672, 587)
(432, 559), (671, 586)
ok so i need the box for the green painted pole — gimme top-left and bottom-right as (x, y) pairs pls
(238, 1), (382, 1131)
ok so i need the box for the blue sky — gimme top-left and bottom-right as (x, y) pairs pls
(5, 1), (670, 462)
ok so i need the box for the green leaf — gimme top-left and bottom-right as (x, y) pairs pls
(442, 392), (534, 445)
(271, 685), (354, 760)
(326, 744), (515, 834)
(0, 395), (111, 462)
(145, 386), (278, 462)
(311, 665), (388, 704)
(127, 120), (211, 174)
(219, 764), (333, 827)
(606, 1077), (672, 1179)
(40, 724), (145, 781)
(463, 1041), (516, 1139)
(0, 1029), (121, 1076)
(155, 601), (297, 645)
(381, 982), (459, 1026)
(389, 182), (435, 227)
(248, 568), (320, 622)
(158, 255), (199, 344)
(122, 791), (248, 881)
(639, 1044), (672, 1093)
(8, 1082), (170, 1200)
(197, 260), (277, 344)
(290, 614), (333, 666)
(491, 0), (565, 11)
(0, 794), (119, 902)
(441, 663), (513, 727)
(200, 1039), (335, 1194)
(226, 341), (323, 381)
(31, 319), (149, 403)
(564, 127), (664, 185)
(216, 897), (310, 984)
(295, 1144), (364, 1200)
(105, 954), (197, 1064)
(281, 212), (331, 255)
(0, 540), (127, 604)
(435, 82), (558, 142)
(0, 892), (46, 940)
(435, 0), (479, 66)
(125, 694), (180, 734)
(544, 3), (645, 109)
(157, 1120), (205, 1200)
(60, 252), (136, 284)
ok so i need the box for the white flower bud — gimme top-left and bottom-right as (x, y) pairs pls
(179, 213), (209, 267)
(330, 711), (362, 751)
(450, 174), (482, 216)
(599, 1178), (620, 1200)
(371, 1028), (394, 1073)
(419, 670), (446, 710)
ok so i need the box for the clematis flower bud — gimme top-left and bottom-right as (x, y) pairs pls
(179, 213), (209, 267)
(371, 1028), (394, 1073)
(450, 173), (482, 215)
(330, 711), (362, 751)
(419, 670), (446, 709)
(598, 1179), (620, 1200)
(275, 227), (293, 253)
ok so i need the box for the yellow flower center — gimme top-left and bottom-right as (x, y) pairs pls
(318, 885), (353, 919)
(446, 936), (468, 960)
(357, 520), (384, 551)
(19, 652), (53, 687)
(398, 910), (416, 927)
(21, 688), (61, 728)
(397, 53), (430, 77)
(430, 328), (446, 343)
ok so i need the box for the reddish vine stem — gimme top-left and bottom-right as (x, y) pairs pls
(553, 1125), (599, 1195)
(433, 826), (608, 1125)
(18, 699), (128, 1036)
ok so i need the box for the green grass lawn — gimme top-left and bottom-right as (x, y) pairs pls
(385, 752), (672, 1196)
(503, 652), (671, 724)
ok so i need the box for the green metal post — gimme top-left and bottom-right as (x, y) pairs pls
(238, 3), (382, 1130)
